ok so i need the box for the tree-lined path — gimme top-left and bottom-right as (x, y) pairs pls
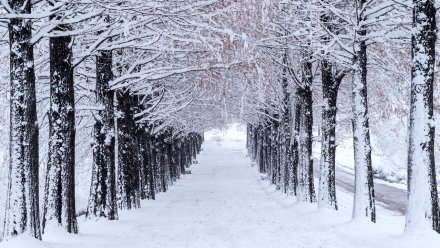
(3, 1), (440, 246)
(3, 134), (436, 248)
(3, 0), (440, 247)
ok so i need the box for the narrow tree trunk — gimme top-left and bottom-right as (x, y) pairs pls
(169, 136), (178, 182)
(154, 136), (165, 192)
(139, 137), (147, 200)
(290, 96), (300, 196)
(259, 126), (267, 174)
(147, 136), (156, 199)
(164, 134), (172, 186)
(87, 50), (117, 220)
(116, 90), (141, 209)
(43, 33), (78, 233)
(270, 119), (279, 186)
(246, 124), (251, 156)
(406, 0), (439, 233)
(138, 128), (149, 199)
(159, 135), (168, 192)
(150, 136), (159, 198)
(296, 57), (316, 203)
(185, 137), (192, 167)
(267, 126), (274, 184)
(263, 125), (270, 175)
(318, 61), (340, 210)
(297, 85), (316, 203)
(351, 3), (375, 221)
(257, 126), (265, 173)
(172, 139), (180, 179)
(3, 0), (41, 240)
(281, 62), (292, 194)
(179, 140), (186, 175)
(274, 123), (281, 190)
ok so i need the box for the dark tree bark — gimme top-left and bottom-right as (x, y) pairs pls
(164, 133), (173, 186)
(43, 31), (78, 233)
(179, 139), (187, 175)
(175, 140), (183, 178)
(141, 132), (156, 200)
(172, 138), (180, 180)
(86, 50), (117, 220)
(290, 96), (300, 196)
(116, 90), (141, 209)
(280, 61), (292, 194)
(169, 135), (178, 182)
(3, 0), (41, 240)
(257, 126), (265, 174)
(151, 136), (160, 196)
(246, 125), (252, 156)
(147, 137), (157, 200)
(185, 137), (192, 167)
(138, 128), (148, 200)
(263, 124), (271, 176)
(158, 134), (168, 192)
(297, 86), (316, 203)
(297, 59), (316, 203)
(318, 60), (344, 210)
(406, 0), (439, 233)
(270, 117), (280, 187)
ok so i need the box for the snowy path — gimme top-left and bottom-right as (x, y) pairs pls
(3, 139), (439, 248)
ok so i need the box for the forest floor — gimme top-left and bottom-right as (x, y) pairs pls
(2, 128), (440, 248)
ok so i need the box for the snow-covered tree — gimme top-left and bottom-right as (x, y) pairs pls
(86, 48), (117, 220)
(405, 0), (439, 233)
(2, 0), (41, 240)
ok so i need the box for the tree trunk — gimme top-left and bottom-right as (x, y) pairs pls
(179, 139), (187, 175)
(318, 60), (340, 210)
(3, 0), (41, 240)
(258, 126), (265, 174)
(281, 63), (292, 194)
(406, 0), (439, 233)
(259, 126), (267, 174)
(270, 119), (279, 187)
(87, 50), (117, 220)
(290, 96), (300, 196)
(146, 135), (156, 199)
(158, 134), (168, 192)
(151, 136), (159, 197)
(43, 33), (78, 233)
(138, 128), (149, 199)
(116, 90), (141, 209)
(297, 85), (316, 203)
(351, 2), (375, 221)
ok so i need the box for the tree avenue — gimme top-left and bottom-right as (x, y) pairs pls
(0, 0), (440, 243)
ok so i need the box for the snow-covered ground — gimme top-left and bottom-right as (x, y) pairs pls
(2, 124), (440, 248)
